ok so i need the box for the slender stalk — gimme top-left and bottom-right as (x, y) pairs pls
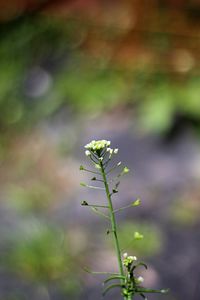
(82, 203), (109, 208)
(99, 161), (127, 299)
(82, 140), (167, 300)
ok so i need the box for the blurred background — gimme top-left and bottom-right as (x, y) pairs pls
(0, 0), (200, 299)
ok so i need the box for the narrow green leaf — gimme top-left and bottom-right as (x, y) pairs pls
(102, 283), (124, 296)
(131, 262), (148, 273)
(81, 184), (105, 190)
(91, 207), (110, 219)
(136, 262), (148, 270)
(103, 275), (126, 284)
(136, 288), (169, 294)
(83, 267), (120, 276)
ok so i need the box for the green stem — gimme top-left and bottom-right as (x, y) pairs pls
(100, 162), (127, 300)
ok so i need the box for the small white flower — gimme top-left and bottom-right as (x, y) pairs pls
(123, 252), (128, 258)
(114, 148), (118, 154)
(161, 289), (168, 294)
(137, 276), (144, 283)
(129, 255), (137, 261)
(85, 150), (91, 156)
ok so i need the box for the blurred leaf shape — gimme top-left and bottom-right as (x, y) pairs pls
(3, 221), (80, 294)
(118, 221), (163, 257)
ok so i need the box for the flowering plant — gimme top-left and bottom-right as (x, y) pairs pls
(80, 139), (168, 299)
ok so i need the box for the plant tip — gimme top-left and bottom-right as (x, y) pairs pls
(134, 231), (144, 240)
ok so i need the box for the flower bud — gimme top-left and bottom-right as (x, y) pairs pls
(129, 255), (137, 261)
(85, 150), (91, 156)
(137, 276), (144, 283)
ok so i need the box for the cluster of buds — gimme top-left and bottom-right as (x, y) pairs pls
(123, 253), (144, 284)
(85, 139), (110, 151)
(123, 252), (137, 267)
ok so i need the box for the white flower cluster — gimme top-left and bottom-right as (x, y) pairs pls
(122, 253), (144, 284)
(123, 252), (137, 260)
(107, 147), (118, 155)
(84, 139), (118, 158)
(85, 140), (111, 151)
(123, 252), (137, 267)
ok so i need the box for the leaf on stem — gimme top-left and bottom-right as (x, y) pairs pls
(137, 262), (148, 270)
(81, 183), (105, 190)
(114, 200), (141, 213)
(136, 288), (169, 294)
(131, 262), (148, 273)
(102, 283), (124, 296)
(103, 275), (126, 285)
(83, 267), (120, 276)
(91, 207), (110, 219)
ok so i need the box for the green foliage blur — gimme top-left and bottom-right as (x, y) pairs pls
(6, 224), (69, 282)
(1, 221), (82, 298)
(0, 1), (200, 142)
(0, 1), (200, 299)
(118, 221), (163, 258)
